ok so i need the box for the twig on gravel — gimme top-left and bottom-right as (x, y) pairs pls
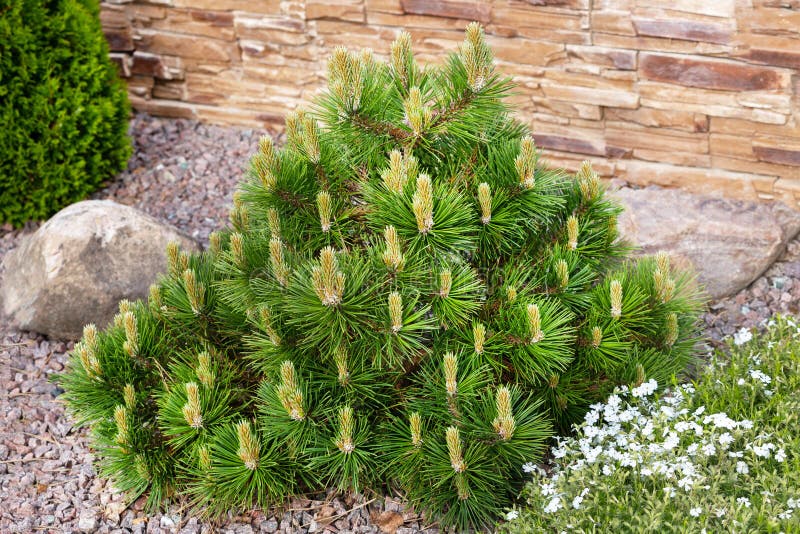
(299, 497), (377, 529)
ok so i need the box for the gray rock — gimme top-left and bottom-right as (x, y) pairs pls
(77, 509), (98, 532)
(0, 200), (200, 339)
(613, 187), (800, 299)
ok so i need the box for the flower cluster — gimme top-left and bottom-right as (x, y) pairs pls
(504, 316), (800, 533)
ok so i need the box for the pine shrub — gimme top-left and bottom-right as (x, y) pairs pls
(58, 25), (704, 530)
(0, 0), (131, 227)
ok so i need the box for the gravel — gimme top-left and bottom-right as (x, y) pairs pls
(0, 112), (798, 533)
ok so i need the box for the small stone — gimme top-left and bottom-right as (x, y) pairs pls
(78, 510), (98, 532)
(259, 518), (278, 533)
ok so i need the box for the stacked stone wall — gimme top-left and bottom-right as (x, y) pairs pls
(101, 0), (800, 205)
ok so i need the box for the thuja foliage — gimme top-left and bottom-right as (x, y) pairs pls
(59, 25), (703, 530)
(0, 0), (130, 227)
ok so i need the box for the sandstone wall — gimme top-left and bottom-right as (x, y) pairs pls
(101, 0), (800, 206)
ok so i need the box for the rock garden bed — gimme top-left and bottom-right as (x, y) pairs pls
(0, 113), (798, 534)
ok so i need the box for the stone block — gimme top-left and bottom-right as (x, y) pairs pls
(307, 0), (365, 22)
(633, 17), (732, 44)
(640, 53), (790, 92)
(399, 0), (491, 23)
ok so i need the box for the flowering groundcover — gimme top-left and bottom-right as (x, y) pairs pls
(505, 316), (800, 533)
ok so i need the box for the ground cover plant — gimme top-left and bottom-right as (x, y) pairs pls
(506, 316), (800, 533)
(0, 0), (130, 227)
(58, 25), (703, 530)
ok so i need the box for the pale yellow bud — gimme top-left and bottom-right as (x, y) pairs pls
(665, 313), (678, 347)
(148, 284), (163, 315)
(446, 426), (466, 473)
(555, 259), (569, 289)
(259, 306), (281, 346)
(506, 286), (517, 302)
(610, 280), (623, 319)
(114, 405), (129, 445)
(404, 86), (428, 135)
(591, 326), (603, 348)
(269, 237), (290, 287)
(443, 352), (458, 397)
(334, 346), (349, 384)
(381, 150), (406, 193)
(492, 386), (516, 441)
(123, 384), (135, 410)
(412, 174), (434, 234)
(302, 116), (320, 163)
(123, 311), (138, 358)
(311, 247), (345, 306)
(578, 161), (600, 201)
(335, 406), (356, 454)
(516, 136), (536, 189)
(118, 299), (133, 316)
(473, 323), (486, 355)
(209, 232), (222, 256)
(267, 208), (281, 239)
(461, 22), (492, 92)
(566, 215), (579, 250)
(382, 225), (405, 272)
(634, 363), (646, 388)
(388, 292), (403, 333)
(236, 420), (260, 470)
(198, 444), (212, 471)
(277, 361), (304, 421)
(527, 303), (543, 343)
(196, 351), (215, 387)
(258, 135), (275, 167)
(477, 182), (492, 224)
(391, 31), (413, 86)
(409, 412), (423, 448)
(439, 269), (452, 298)
(317, 191), (332, 232)
(230, 232), (245, 269)
(183, 268), (205, 315)
(182, 382), (204, 429)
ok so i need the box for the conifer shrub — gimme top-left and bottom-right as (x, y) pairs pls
(0, 0), (131, 227)
(58, 25), (704, 530)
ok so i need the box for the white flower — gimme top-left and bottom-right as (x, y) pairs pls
(775, 448), (786, 462)
(572, 495), (584, 509)
(787, 498), (799, 509)
(701, 443), (716, 456)
(736, 461), (749, 474)
(749, 370), (772, 385)
(631, 379), (658, 398)
(689, 507), (702, 517)
(714, 508), (726, 518)
(540, 482), (555, 496)
(778, 510), (793, 520)
(752, 443), (775, 458)
(734, 327), (753, 346)
(737, 378), (746, 386)
(543, 496), (562, 514)
(505, 510), (519, 521)
(602, 464), (615, 476)
(718, 433), (734, 449)
(737, 497), (751, 508)
(522, 462), (536, 473)
(663, 432), (680, 450)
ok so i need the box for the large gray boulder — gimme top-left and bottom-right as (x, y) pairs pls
(613, 187), (800, 299)
(0, 200), (200, 339)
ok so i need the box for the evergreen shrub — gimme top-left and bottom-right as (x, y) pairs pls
(58, 25), (703, 530)
(0, 0), (131, 227)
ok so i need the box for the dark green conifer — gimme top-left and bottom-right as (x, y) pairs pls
(59, 24), (703, 530)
